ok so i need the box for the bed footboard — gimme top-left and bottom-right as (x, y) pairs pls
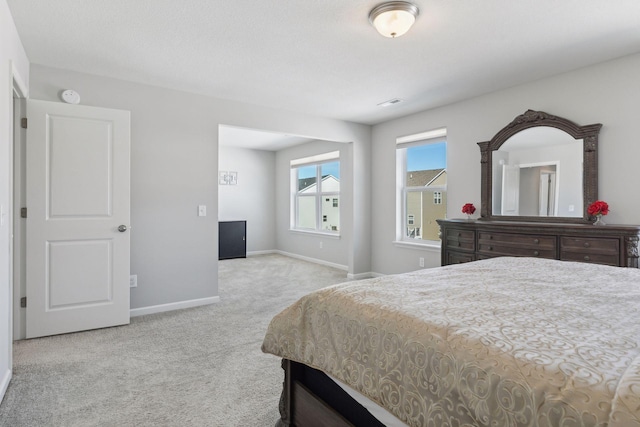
(276, 359), (385, 427)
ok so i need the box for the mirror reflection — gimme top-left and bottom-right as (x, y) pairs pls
(492, 127), (583, 217)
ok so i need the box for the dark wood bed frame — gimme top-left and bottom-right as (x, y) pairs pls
(276, 359), (386, 427)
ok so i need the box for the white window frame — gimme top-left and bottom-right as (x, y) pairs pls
(396, 128), (447, 246)
(290, 151), (340, 235)
(433, 191), (442, 205)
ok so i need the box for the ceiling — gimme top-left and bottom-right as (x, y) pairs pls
(7, 1), (640, 149)
(218, 126), (314, 151)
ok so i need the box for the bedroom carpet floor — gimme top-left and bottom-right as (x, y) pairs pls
(0, 254), (350, 427)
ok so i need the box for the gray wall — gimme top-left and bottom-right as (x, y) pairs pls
(29, 64), (372, 310)
(275, 140), (351, 269)
(218, 146), (276, 253)
(371, 52), (640, 275)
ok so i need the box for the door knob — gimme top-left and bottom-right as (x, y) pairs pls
(118, 225), (128, 232)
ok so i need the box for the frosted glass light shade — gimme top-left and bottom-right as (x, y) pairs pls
(369, 2), (419, 38)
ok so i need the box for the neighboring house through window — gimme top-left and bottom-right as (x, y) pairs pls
(396, 128), (447, 243)
(291, 151), (340, 233)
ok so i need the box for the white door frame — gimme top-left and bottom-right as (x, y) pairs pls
(12, 94), (26, 341)
(2, 62), (28, 403)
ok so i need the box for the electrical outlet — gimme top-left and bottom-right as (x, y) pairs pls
(419, 257), (425, 268)
(130, 275), (137, 288)
(198, 205), (207, 217)
(319, 241), (323, 249)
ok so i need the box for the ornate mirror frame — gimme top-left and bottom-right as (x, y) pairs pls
(477, 110), (602, 223)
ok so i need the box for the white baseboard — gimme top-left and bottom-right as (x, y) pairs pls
(347, 271), (379, 280)
(245, 250), (377, 279)
(130, 296), (220, 318)
(275, 250), (348, 272)
(0, 368), (11, 403)
(246, 250), (277, 257)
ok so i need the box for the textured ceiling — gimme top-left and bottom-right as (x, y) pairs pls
(7, 1), (640, 146)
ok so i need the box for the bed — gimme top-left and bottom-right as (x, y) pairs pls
(262, 257), (640, 426)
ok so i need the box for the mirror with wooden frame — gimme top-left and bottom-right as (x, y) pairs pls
(477, 110), (601, 223)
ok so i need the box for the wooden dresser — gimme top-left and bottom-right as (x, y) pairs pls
(437, 219), (640, 268)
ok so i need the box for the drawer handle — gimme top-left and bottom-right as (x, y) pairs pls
(457, 232), (461, 237)
(488, 246), (493, 251)
(488, 235), (493, 240)
(584, 255), (591, 261)
(457, 242), (461, 247)
(583, 242), (591, 248)
(533, 239), (539, 244)
(533, 251), (539, 256)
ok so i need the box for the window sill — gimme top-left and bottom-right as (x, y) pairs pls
(393, 240), (441, 252)
(289, 229), (341, 239)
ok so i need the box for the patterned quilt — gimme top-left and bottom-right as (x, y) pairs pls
(262, 257), (640, 426)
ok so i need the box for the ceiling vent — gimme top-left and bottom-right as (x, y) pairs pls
(377, 98), (403, 107)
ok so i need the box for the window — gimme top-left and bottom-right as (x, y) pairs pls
(291, 151), (340, 233)
(397, 128), (447, 243)
(433, 191), (442, 205)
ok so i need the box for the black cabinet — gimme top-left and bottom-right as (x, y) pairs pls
(219, 221), (246, 260)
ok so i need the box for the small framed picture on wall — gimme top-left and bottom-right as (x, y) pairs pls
(228, 172), (238, 185)
(219, 171), (229, 185)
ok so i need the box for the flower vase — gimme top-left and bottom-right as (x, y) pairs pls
(593, 214), (606, 226)
(466, 214), (472, 221)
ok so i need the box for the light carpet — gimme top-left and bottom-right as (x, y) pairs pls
(0, 254), (350, 427)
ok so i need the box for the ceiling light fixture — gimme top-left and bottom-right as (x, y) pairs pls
(369, 1), (419, 38)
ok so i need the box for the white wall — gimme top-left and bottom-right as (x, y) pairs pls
(276, 140), (352, 270)
(0, 0), (29, 403)
(371, 53), (640, 275)
(28, 64), (372, 311)
(218, 146), (275, 253)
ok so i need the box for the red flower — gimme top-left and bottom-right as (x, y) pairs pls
(587, 200), (609, 216)
(462, 203), (476, 215)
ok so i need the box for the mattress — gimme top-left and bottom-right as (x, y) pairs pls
(262, 257), (640, 426)
(330, 374), (409, 427)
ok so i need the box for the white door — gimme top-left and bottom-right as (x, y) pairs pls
(538, 171), (557, 216)
(501, 165), (520, 215)
(25, 100), (131, 338)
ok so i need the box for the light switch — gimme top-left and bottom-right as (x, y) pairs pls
(198, 205), (207, 217)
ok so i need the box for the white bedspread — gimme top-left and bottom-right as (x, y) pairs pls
(262, 257), (640, 427)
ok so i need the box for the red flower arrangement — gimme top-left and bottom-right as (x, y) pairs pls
(461, 203), (476, 215)
(587, 200), (609, 216)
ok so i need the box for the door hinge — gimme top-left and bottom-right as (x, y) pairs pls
(20, 297), (26, 308)
(21, 118), (27, 129)
(21, 207), (27, 218)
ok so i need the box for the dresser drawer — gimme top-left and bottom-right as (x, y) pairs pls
(478, 232), (556, 249)
(560, 237), (619, 254)
(560, 251), (619, 266)
(560, 237), (620, 266)
(445, 251), (475, 265)
(477, 231), (556, 258)
(478, 243), (556, 259)
(445, 228), (475, 251)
